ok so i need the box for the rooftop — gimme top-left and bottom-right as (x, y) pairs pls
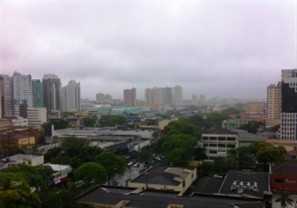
(218, 170), (268, 199)
(204, 129), (238, 135)
(77, 186), (264, 208)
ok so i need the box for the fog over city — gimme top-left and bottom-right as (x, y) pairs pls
(1, 0), (296, 100)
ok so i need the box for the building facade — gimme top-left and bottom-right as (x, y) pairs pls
(27, 107), (47, 129)
(123, 88), (136, 107)
(32, 79), (44, 108)
(96, 93), (112, 104)
(60, 80), (80, 112)
(280, 69), (297, 140)
(266, 82), (281, 127)
(0, 75), (13, 117)
(43, 74), (61, 112)
(199, 129), (238, 159)
(12, 72), (32, 117)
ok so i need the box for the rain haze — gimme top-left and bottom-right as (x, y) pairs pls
(1, 0), (296, 100)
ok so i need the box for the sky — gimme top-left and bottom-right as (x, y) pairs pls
(1, 0), (296, 100)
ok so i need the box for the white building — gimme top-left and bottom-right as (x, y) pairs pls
(5, 154), (44, 167)
(199, 129), (238, 159)
(12, 72), (32, 116)
(27, 107), (47, 129)
(173, 85), (183, 106)
(11, 116), (28, 127)
(60, 80), (80, 112)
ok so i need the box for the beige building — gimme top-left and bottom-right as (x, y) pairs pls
(266, 83), (281, 127)
(244, 102), (265, 114)
(128, 165), (197, 195)
(199, 129), (238, 159)
(27, 107), (47, 129)
(5, 154), (44, 167)
(123, 88), (136, 107)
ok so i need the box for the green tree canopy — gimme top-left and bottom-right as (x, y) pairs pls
(0, 172), (42, 208)
(74, 162), (107, 185)
(96, 152), (126, 183)
(164, 118), (202, 137)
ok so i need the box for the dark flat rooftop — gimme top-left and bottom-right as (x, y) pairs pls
(204, 129), (238, 135)
(218, 170), (268, 199)
(131, 165), (180, 186)
(192, 177), (224, 194)
(77, 186), (264, 208)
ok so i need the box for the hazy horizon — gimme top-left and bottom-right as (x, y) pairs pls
(1, 0), (296, 100)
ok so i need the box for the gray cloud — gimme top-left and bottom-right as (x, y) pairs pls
(1, 1), (296, 100)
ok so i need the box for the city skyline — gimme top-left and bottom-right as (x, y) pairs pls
(1, 1), (296, 99)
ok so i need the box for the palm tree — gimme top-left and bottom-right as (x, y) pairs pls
(275, 190), (294, 208)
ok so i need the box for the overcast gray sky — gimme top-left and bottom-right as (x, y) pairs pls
(1, 0), (296, 100)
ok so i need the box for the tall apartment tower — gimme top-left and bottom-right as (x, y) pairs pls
(60, 80), (81, 112)
(266, 82), (281, 127)
(12, 72), (32, 117)
(0, 75), (13, 117)
(0, 84), (2, 119)
(173, 85), (183, 106)
(123, 88), (136, 107)
(32, 79), (44, 108)
(96, 93), (112, 104)
(280, 69), (297, 140)
(43, 74), (61, 112)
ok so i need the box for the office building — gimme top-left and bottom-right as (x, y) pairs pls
(60, 80), (81, 112)
(280, 69), (297, 140)
(96, 93), (112, 104)
(123, 88), (136, 107)
(43, 74), (61, 112)
(27, 107), (47, 129)
(12, 72), (32, 117)
(0, 75), (13, 117)
(266, 82), (281, 127)
(32, 79), (44, 107)
(173, 85), (183, 106)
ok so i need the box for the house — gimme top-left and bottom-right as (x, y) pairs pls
(128, 164), (197, 196)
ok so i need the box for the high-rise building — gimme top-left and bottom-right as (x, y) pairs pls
(43, 74), (61, 112)
(32, 79), (44, 108)
(0, 75), (13, 117)
(280, 69), (297, 140)
(60, 80), (81, 112)
(0, 84), (2, 119)
(123, 88), (136, 107)
(96, 93), (112, 104)
(173, 85), (183, 106)
(266, 82), (281, 127)
(12, 72), (32, 117)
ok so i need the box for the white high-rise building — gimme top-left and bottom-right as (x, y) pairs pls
(12, 72), (32, 117)
(60, 80), (81, 112)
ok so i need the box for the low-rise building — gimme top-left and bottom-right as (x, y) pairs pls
(199, 129), (238, 159)
(27, 107), (47, 129)
(3, 154), (44, 167)
(128, 164), (197, 195)
(44, 163), (72, 185)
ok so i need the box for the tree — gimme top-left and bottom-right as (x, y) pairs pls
(206, 113), (229, 128)
(137, 149), (153, 162)
(0, 172), (42, 208)
(275, 191), (294, 208)
(164, 118), (202, 137)
(83, 115), (97, 127)
(161, 134), (196, 165)
(74, 162), (107, 185)
(61, 137), (90, 156)
(96, 152), (126, 184)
